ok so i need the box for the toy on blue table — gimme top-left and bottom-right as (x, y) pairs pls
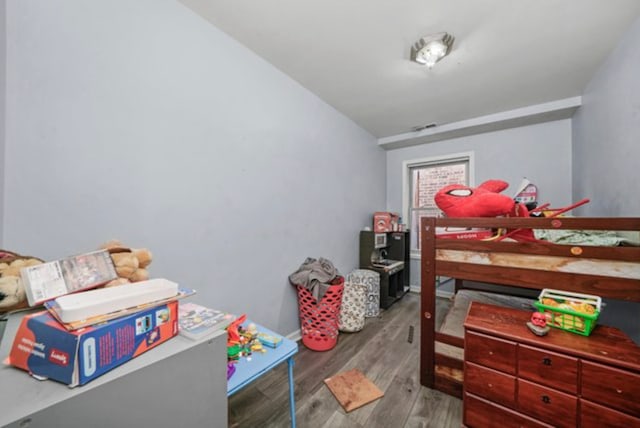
(227, 315), (268, 366)
(227, 362), (236, 380)
(257, 333), (282, 348)
(227, 314), (247, 347)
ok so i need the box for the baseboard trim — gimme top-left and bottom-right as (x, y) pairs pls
(436, 289), (454, 299)
(407, 284), (454, 299)
(287, 329), (302, 342)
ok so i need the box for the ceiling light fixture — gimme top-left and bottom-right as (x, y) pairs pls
(410, 32), (454, 68)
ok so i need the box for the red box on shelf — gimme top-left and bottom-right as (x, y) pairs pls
(373, 212), (399, 233)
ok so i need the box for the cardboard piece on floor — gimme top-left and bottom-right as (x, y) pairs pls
(324, 368), (384, 412)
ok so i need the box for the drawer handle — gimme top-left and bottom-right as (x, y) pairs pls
(616, 388), (623, 394)
(542, 357), (552, 366)
(541, 395), (551, 404)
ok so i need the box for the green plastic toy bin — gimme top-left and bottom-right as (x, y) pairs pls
(533, 288), (601, 336)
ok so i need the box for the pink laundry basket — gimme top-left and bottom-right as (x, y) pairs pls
(296, 277), (344, 351)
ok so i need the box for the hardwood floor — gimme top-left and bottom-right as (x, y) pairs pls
(228, 293), (462, 427)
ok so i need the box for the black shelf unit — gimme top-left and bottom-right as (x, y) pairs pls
(359, 230), (411, 309)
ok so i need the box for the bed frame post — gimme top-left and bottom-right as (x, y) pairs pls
(455, 278), (463, 294)
(420, 217), (437, 388)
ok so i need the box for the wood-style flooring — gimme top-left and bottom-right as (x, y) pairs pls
(229, 293), (461, 427)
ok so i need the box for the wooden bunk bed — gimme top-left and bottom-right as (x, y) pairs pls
(419, 216), (640, 399)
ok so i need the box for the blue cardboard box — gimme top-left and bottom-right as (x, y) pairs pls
(7, 301), (178, 386)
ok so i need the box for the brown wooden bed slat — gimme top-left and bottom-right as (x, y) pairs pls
(431, 217), (640, 230)
(419, 216), (640, 398)
(434, 353), (464, 398)
(436, 239), (640, 263)
(435, 332), (464, 348)
(437, 262), (640, 300)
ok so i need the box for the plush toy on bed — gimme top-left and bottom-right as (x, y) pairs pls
(434, 179), (530, 218)
(434, 179), (590, 242)
(434, 179), (535, 241)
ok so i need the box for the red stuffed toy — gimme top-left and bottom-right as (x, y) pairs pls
(435, 179), (521, 217)
(435, 179), (534, 241)
(434, 179), (590, 242)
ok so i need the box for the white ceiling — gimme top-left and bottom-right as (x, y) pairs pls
(180, 0), (640, 143)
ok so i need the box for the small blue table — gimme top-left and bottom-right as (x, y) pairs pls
(227, 322), (298, 428)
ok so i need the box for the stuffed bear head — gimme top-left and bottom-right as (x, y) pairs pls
(0, 251), (44, 312)
(100, 240), (153, 287)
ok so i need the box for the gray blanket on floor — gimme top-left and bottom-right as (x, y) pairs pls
(289, 257), (339, 302)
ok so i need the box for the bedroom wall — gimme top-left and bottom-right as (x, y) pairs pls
(572, 16), (640, 217)
(0, 0), (5, 245)
(386, 119), (573, 289)
(572, 15), (640, 343)
(3, 0), (385, 336)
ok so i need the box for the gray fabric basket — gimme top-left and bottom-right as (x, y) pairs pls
(338, 279), (367, 332)
(346, 269), (380, 318)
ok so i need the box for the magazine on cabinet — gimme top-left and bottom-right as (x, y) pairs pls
(178, 302), (235, 340)
(21, 250), (118, 306)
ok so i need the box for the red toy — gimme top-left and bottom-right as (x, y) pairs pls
(227, 314), (247, 347)
(530, 312), (547, 328)
(527, 311), (550, 336)
(434, 179), (590, 243)
(434, 179), (515, 218)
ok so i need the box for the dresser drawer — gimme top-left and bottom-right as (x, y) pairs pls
(465, 330), (516, 374)
(580, 399), (640, 428)
(465, 361), (516, 407)
(517, 379), (577, 428)
(517, 344), (577, 394)
(581, 360), (640, 416)
(464, 392), (552, 428)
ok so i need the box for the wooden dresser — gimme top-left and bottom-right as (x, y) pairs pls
(463, 302), (640, 428)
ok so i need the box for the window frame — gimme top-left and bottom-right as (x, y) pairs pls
(402, 151), (475, 258)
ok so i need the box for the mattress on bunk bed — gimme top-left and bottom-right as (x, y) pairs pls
(435, 290), (535, 360)
(535, 229), (640, 246)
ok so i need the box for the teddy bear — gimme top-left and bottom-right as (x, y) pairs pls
(0, 242), (154, 312)
(99, 240), (153, 287)
(0, 250), (44, 312)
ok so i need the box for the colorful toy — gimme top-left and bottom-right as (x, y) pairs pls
(526, 311), (550, 336)
(257, 332), (282, 348)
(227, 344), (242, 361)
(227, 362), (236, 380)
(227, 314), (247, 347)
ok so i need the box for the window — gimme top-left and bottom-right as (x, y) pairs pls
(403, 152), (473, 254)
